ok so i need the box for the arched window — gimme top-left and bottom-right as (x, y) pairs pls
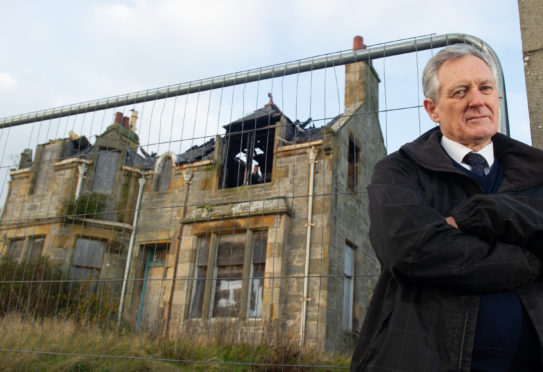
(154, 154), (174, 192)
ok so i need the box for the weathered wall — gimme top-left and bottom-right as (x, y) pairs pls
(325, 61), (385, 351)
(0, 142), (140, 308)
(518, 0), (543, 149)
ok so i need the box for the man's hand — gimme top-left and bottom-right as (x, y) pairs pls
(446, 216), (458, 229)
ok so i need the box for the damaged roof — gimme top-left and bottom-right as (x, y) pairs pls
(176, 138), (215, 165)
(27, 99), (333, 171)
(223, 103), (285, 134)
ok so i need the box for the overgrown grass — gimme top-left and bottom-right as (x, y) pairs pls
(0, 314), (351, 371)
(0, 256), (350, 370)
(0, 255), (117, 323)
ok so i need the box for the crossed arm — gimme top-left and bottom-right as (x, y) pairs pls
(368, 157), (542, 293)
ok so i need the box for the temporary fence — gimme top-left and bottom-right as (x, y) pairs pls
(0, 33), (507, 371)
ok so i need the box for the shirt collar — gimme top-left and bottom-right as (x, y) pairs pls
(440, 135), (495, 172)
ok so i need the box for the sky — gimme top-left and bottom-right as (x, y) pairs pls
(0, 0), (531, 159)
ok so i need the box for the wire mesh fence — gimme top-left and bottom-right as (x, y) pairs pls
(0, 34), (505, 370)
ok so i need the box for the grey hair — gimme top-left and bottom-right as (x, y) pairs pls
(422, 44), (498, 103)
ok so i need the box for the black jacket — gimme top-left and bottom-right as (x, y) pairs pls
(351, 127), (543, 371)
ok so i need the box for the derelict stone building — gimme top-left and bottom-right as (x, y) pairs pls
(0, 37), (386, 352)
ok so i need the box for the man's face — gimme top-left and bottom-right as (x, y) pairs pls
(423, 55), (499, 151)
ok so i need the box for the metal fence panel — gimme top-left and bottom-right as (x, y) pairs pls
(0, 33), (507, 371)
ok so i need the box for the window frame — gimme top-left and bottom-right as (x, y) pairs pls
(343, 241), (356, 331)
(189, 229), (267, 320)
(347, 136), (361, 193)
(71, 237), (107, 293)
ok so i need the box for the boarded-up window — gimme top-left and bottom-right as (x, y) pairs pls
(155, 157), (172, 192)
(212, 233), (245, 318)
(91, 151), (120, 193)
(8, 238), (24, 260)
(72, 238), (106, 293)
(343, 242), (355, 330)
(248, 231), (267, 318)
(28, 236), (45, 260)
(34, 142), (63, 194)
(347, 138), (360, 192)
(190, 236), (210, 318)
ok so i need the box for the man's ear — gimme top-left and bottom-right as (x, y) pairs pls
(423, 98), (440, 123)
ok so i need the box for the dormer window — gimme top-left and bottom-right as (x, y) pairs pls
(220, 101), (279, 189)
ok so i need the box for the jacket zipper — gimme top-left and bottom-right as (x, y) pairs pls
(457, 297), (476, 371)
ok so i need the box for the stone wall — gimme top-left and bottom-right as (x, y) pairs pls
(518, 0), (543, 149)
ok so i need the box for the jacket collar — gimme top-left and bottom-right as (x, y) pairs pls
(400, 126), (543, 190)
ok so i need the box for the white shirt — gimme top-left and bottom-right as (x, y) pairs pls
(440, 135), (494, 175)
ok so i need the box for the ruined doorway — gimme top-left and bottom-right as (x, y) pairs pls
(137, 243), (169, 334)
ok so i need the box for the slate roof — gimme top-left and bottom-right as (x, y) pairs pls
(38, 102), (334, 170)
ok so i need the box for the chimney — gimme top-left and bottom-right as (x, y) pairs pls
(129, 110), (138, 131)
(345, 35), (378, 112)
(122, 116), (130, 129)
(114, 112), (123, 125)
(353, 35), (365, 51)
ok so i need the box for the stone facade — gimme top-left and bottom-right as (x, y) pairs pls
(0, 54), (385, 353)
(518, 0), (543, 149)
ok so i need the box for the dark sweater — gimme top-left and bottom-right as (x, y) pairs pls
(454, 159), (541, 371)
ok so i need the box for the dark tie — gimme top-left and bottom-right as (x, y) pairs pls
(463, 152), (486, 176)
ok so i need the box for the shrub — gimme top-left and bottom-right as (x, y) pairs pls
(0, 255), (71, 317)
(66, 192), (106, 219)
(0, 255), (117, 324)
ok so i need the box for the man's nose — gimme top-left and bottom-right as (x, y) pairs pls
(468, 89), (485, 107)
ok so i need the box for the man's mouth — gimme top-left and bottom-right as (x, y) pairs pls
(465, 115), (490, 122)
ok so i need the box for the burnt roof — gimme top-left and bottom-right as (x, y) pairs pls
(177, 137), (215, 165)
(292, 127), (323, 143)
(223, 104), (285, 134)
(126, 148), (151, 169)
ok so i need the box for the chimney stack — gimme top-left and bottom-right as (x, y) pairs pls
(114, 112), (123, 125)
(353, 35), (366, 51)
(344, 35), (377, 111)
(122, 116), (130, 129)
(129, 110), (138, 132)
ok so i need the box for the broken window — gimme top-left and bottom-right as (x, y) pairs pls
(248, 231), (267, 318)
(190, 236), (210, 318)
(347, 137), (360, 192)
(343, 241), (355, 330)
(91, 150), (120, 193)
(154, 157), (173, 192)
(190, 230), (268, 319)
(8, 238), (24, 260)
(212, 232), (245, 318)
(72, 238), (106, 293)
(221, 121), (275, 189)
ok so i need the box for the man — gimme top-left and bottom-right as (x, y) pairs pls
(350, 44), (543, 371)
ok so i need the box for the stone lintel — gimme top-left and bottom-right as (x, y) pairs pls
(53, 158), (92, 171)
(275, 140), (323, 155)
(122, 165), (145, 175)
(183, 197), (291, 223)
(9, 168), (31, 178)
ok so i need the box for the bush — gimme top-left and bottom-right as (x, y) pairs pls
(0, 255), (117, 324)
(66, 192), (106, 219)
(0, 255), (71, 317)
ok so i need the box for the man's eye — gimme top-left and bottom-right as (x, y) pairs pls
(480, 85), (493, 93)
(452, 89), (465, 97)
